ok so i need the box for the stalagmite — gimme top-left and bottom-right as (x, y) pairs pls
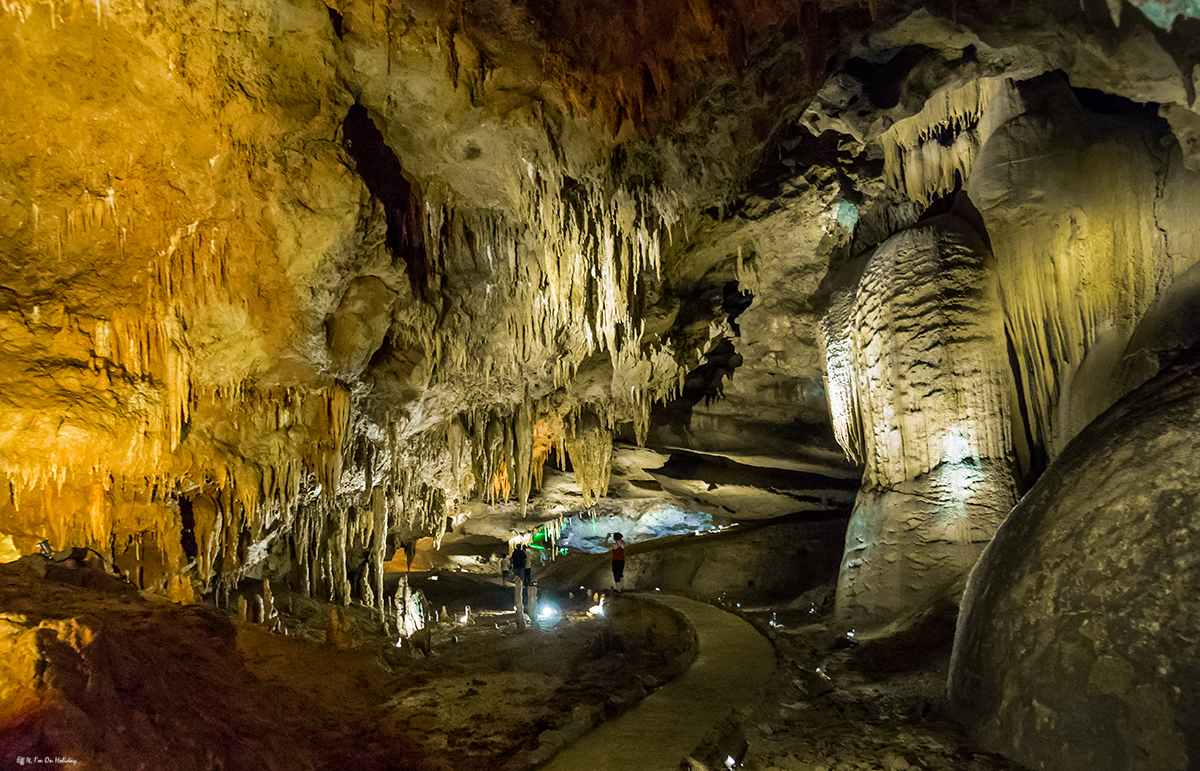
(820, 205), (1017, 639)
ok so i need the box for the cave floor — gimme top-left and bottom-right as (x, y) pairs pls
(1, 560), (1025, 771)
(538, 592), (775, 771)
(737, 596), (1025, 771)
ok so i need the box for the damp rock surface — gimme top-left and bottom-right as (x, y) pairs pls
(950, 355), (1200, 771)
(738, 586), (1022, 771)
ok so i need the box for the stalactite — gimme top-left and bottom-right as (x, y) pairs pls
(881, 78), (1022, 205)
(817, 290), (864, 464)
(513, 400), (534, 515)
(0, 20), (710, 612)
(564, 407), (613, 507)
(530, 412), (562, 491)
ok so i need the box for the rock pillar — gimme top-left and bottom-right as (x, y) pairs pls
(820, 209), (1017, 639)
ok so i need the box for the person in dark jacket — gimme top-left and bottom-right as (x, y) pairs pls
(510, 544), (530, 602)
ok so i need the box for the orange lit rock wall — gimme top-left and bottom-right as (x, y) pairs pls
(0, 0), (764, 602)
(0, 0), (364, 596)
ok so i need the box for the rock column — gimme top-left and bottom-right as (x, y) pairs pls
(820, 210), (1017, 639)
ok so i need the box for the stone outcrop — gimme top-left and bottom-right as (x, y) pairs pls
(949, 352), (1200, 771)
(814, 58), (1200, 637)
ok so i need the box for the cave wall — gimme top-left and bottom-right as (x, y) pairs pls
(0, 0), (671, 599)
(0, 0), (877, 603)
(0, 0), (365, 599)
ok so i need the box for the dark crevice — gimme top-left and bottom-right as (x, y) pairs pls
(652, 449), (859, 493)
(179, 496), (198, 563)
(928, 115), (977, 147)
(918, 186), (991, 250)
(723, 281), (753, 336)
(342, 104), (430, 296)
(327, 6), (344, 39)
(1071, 83), (1160, 118)
(653, 283), (755, 435)
(746, 125), (883, 210)
(685, 338), (743, 408)
(1007, 328), (1045, 494)
(842, 46), (929, 109)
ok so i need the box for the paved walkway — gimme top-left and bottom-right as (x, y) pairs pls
(538, 593), (777, 771)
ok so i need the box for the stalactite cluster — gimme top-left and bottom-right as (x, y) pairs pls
(0, 0), (860, 616)
(881, 78), (1021, 206)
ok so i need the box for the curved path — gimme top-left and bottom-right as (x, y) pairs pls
(538, 592), (777, 771)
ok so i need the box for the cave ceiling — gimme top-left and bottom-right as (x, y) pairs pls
(1, 0), (1198, 602)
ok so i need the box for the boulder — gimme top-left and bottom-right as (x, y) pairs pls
(949, 354), (1200, 771)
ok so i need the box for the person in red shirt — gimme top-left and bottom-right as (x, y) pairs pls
(606, 532), (627, 592)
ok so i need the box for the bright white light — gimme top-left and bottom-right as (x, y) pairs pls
(942, 426), (973, 464)
(588, 597), (606, 617)
(537, 603), (560, 621)
(725, 756), (737, 769)
(938, 425), (984, 502)
(559, 505), (715, 553)
(429, 575), (439, 581)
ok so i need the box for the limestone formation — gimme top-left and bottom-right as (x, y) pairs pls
(950, 353), (1200, 771)
(820, 207), (1017, 638)
(968, 73), (1200, 471)
(3, 1), (1200, 766)
(816, 61), (1200, 638)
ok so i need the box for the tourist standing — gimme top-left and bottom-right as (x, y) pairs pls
(510, 543), (530, 604)
(606, 532), (627, 592)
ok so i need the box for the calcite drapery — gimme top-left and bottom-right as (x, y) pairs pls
(820, 207), (1017, 638)
(967, 74), (1200, 468)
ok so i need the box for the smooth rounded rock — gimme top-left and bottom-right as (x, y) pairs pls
(950, 356), (1200, 771)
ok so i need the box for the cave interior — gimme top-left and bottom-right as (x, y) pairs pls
(2, 0), (1200, 768)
